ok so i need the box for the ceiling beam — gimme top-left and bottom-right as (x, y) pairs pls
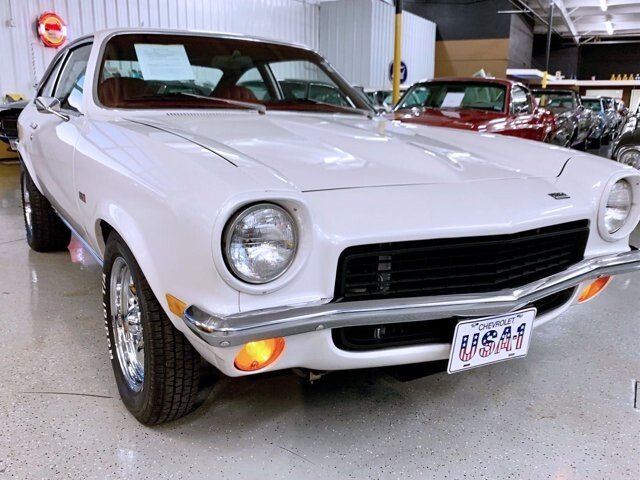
(552, 0), (580, 43)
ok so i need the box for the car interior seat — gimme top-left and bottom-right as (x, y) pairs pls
(211, 85), (258, 102)
(98, 77), (156, 107)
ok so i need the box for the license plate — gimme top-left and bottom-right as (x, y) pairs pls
(447, 308), (536, 374)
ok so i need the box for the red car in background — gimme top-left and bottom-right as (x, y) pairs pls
(393, 78), (557, 143)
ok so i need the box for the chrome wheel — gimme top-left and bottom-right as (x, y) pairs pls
(110, 257), (144, 392)
(21, 177), (33, 236)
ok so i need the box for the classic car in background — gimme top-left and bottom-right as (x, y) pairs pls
(394, 78), (557, 143)
(364, 86), (409, 111)
(610, 111), (640, 168)
(533, 89), (597, 149)
(582, 96), (617, 146)
(612, 98), (630, 133)
(0, 100), (26, 161)
(17, 29), (640, 425)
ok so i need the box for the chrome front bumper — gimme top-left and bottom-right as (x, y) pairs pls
(183, 249), (640, 348)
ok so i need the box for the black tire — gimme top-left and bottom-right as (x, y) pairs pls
(103, 232), (201, 425)
(20, 167), (71, 252)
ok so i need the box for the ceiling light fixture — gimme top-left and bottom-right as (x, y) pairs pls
(600, 0), (607, 12)
(605, 18), (614, 35)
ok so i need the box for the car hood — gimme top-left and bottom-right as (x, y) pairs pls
(394, 107), (505, 130)
(129, 111), (572, 192)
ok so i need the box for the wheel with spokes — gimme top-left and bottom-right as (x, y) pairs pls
(103, 232), (201, 425)
(110, 257), (145, 392)
(20, 167), (71, 252)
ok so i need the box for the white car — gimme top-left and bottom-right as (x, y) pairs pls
(17, 29), (640, 425)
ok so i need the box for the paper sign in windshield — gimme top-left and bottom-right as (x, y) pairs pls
(441, 92), (465, 108)
(134, 44), (194, 81)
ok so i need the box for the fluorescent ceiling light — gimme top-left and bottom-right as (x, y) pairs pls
(600, 0), (607, 12)
(605, 19), (614, 35)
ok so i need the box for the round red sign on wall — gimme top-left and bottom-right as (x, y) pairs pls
(37, 12), (67, 48)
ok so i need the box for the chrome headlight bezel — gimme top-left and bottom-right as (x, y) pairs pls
(598, 176), (640, 241)
(222, 203), (298, 285)
(616, 147), (640, 169)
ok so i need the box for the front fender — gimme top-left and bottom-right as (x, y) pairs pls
(91, 204), (180, 327)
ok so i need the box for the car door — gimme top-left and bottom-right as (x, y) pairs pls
(20, 42), (92, 233)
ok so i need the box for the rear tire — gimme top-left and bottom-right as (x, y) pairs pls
(20, 167), (71, 252)
(103, 232), (201, 425)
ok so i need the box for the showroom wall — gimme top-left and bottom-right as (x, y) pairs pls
(319, 0), (436, 88)
(0, 0), (320, 97)
(533, 34), (640, 80)
(406, 0), (532, 78)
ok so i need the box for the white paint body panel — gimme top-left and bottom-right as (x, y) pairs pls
(17, 29), (640, 378)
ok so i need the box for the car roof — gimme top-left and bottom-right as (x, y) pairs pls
(415, 77), (514, 87)
(91, 28), (314, 52)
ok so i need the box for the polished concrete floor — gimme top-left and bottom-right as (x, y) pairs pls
(1, 161), (640, 480)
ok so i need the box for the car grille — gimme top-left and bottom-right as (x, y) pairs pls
(0, 118), (18, 138)
(334, 220), (590, 302)
(332, 287), (576, 352)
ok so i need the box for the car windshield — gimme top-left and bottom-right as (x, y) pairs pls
(396, 82), (506, 112)
(582, 99), (602, 112)
(535, 92), (577, 111)
(97, 33), (371, 113)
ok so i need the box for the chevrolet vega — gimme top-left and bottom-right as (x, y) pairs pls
(16, 29), (640, 424)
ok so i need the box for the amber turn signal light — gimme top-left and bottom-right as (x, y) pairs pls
(578, 276), (612, 303)
(166, 294), (187, 317)
(234, 338), (285, 372)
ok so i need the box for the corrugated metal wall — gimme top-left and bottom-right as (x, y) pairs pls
(0, 0), (320, 97)
(319, 0), (372, 89)
(370, 0), (436, 88)
(320, 0), (435, 89)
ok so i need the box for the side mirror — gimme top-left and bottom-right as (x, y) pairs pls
(512, 104), (529, 115)
(34, 96), (69, 121)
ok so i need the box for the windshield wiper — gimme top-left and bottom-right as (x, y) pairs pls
(129, 92), (266, 114)
(177, 92), (266, 115)
(288, 98), (374, 118)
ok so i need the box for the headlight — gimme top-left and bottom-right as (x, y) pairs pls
(223, 203), (297, 284)
(604, 180), (633, 233)
(618, 148), (640, 169)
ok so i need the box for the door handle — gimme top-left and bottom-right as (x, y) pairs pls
(30, 122), (39, 130)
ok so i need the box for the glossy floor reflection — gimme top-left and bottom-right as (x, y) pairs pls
(1, 162), (639, 480)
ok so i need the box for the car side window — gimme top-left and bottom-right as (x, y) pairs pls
(53, 44), (92, 112)
(38, 56), (65, 98)
(511, 86), (531, 115)
(399, 86), (429, 109)
(237, 67), (271, 100)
